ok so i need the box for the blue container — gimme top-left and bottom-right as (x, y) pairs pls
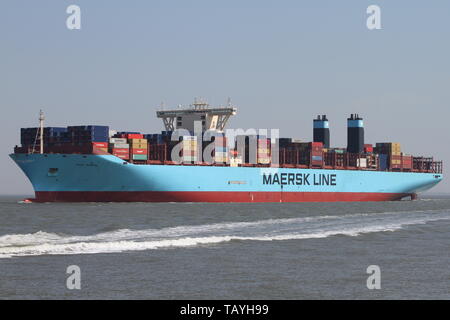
(157, 135), (166, 144)
(69, 125), (109, 135)
(68, 125), (109, 143)
(47, 128), (68, 138)
(47, 127), (67, 133)
(21, 127), (70, 145)
(379, 154), (388, 170)
(278, 138), (292, 147)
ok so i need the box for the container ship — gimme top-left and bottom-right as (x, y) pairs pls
(10, 100), (443, 203)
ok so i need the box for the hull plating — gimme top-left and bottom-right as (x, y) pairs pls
(10, 154), (443, 203)
(34, 191), (411, 202)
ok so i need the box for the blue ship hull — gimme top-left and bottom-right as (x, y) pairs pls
(10, 154), (443, 202)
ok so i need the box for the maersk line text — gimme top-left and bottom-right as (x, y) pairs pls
(262, 173), (337, 186)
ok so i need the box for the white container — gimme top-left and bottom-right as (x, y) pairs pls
(215, 155), (229, 160)
(214, 151), (229, 157)
(110, 138), (127, 144)
(357, 158), (367, 167)
(182, 156), (197, 162)
(113, 143), (129, 149)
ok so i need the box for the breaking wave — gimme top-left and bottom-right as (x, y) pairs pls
(1, 209), (449, 258)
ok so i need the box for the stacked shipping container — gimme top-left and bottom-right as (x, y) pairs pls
(129, 136), (148, 161)
(68, 126), (109, 143)
(20, 127), (69, 146)
(109, 138), (129, 160)
(213, 136), (228, 163)
(257, 138), (270, 164)
(16, 124), (441, 174)
(310, 142), (323, 167)
(182, 136), (197, 163)
(375, 142), (411, 170)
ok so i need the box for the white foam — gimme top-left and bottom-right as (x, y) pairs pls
(1, 209), (449, 258)
(0, 231), (62, 248)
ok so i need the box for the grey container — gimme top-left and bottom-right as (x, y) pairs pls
(112, 143), (129, 149)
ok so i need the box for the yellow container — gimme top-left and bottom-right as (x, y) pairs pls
(130, 140), (148, 145)
(130, 144), (148, 149)
(389, 143), (401, 152)
(129, 139), (147, 144)
(183, 141), (197, 146)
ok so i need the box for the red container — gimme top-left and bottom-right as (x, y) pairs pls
(114, 154), (129, 160)
(402, 155), (413, 169)
(364, 144), (373, 153)
(131, 148), (147, 155)
(92, 142), (108, 148)
(111, 148), (129, 154)
(310, 142), (323, 152)
(214, 142), (227, 148)
(126, 134), (144, 139)
(257, 139), (270, 148)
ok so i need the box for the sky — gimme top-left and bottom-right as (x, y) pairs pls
(1, 0), (449, 194)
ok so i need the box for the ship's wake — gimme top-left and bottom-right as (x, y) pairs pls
(1, 209), (449, 258)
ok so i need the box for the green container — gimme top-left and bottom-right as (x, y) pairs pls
(132, 154), (148, 160)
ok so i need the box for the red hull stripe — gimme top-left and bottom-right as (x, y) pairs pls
(34, 191), (412, 203)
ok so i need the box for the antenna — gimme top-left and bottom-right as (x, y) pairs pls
(192, 97), (209, 109)
(39, 109), (45, 154)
